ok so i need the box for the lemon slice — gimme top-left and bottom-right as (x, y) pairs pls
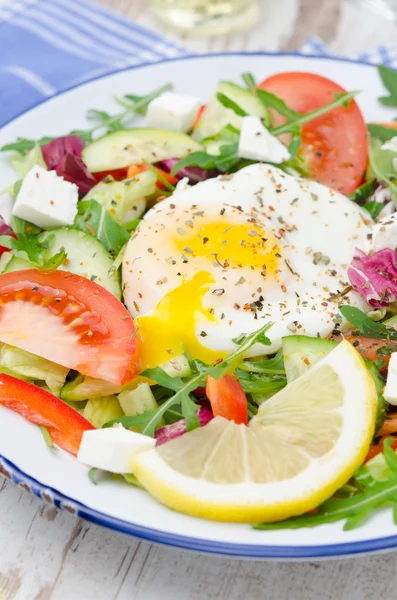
(131, 341), (377, 523)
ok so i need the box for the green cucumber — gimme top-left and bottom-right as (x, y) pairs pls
(3, 255), (33, 273)
(282, 335), (337, 383)
(82, 128), (202, 172)
(60, 374), (123, 401)
(118, 383), (158, 417)
(37, 228), (121, 298)
(193, 81), (269, 142)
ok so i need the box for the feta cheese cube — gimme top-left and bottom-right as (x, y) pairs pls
(0, 192), (14, 226)
(372, 212), (397, 252)
(383, 352), (397, 406)
(77, 425), (155, 474)
(146, 91), (201, 133)
(12, 165), (78, 229)
(238, 116), (290, 164)
(381, 136), (397, 153)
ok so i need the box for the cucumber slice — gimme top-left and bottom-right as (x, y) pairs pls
(60, 374), (123, 401)
(282, 335), (337, 383)
(118, 383), (158, 416)
(3, 254), (33, 273)
(82, 128), (202, 173)
(83, 171), (156, 224)
(193, 81), (269, 142)
(37, 228), (121, 298)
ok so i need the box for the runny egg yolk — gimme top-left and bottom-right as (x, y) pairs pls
(136, 271), (225, 371)
(174, 221), (280, 273)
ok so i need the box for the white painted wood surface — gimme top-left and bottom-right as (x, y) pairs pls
(1, 1), (397, 598)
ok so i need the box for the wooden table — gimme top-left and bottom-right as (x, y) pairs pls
(1, 1), (397, 598)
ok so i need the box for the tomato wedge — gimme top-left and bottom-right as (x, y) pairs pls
(0, 374), (94, 455)
(258, 72), (368, 195)
(0, 270), (140, 384)
(206, 374), (248, 425)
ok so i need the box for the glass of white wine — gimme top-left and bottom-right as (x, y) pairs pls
(149, 0), (259, 36)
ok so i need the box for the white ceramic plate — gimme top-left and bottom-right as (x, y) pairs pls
(1, 53), (396, 559)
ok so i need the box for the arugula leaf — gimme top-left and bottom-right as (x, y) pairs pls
(242, 72), (256, 93)
(2, 84), (173, 154)
(339, 305), (397, 341)
(368, 124), (397, 142)
(368, 136), (397, 197)
(104, 371), (203, 437)
(235, 369), (286, 395)
(270, 91), (359, 137)
(104, 322), (274, 436)
(217, 93), (248, 117)
(207, 322), (274, 379)
(1, 137), (54, 155)
(378, 65), (397, 107)
(348, 179), (378, 205)
(11, 216), (41, 237)
(74, 199), (130, 256)
(256, 89), (298, 119)
(255, 440), (397, 531)
(287, 127), (302, 159)
(171, 143), (242, 175)
(240, 349), (285, 375)
(362, 200), (384, 220)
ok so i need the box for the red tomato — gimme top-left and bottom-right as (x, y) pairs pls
(0, 373), (94, 455)
(0, 270), (140, 385)
(0, 217), (16, 257)
(258, 72), (368, 195)
(94, 168), (128, 183)
(330, 331), (395, 371)
(206, 374), (248, 425)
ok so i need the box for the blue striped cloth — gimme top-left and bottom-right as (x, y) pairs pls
(0, 0), (396, 128)
(0, 0), (186, 126)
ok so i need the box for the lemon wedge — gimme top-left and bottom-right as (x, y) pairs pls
(131, 341), (377, 523)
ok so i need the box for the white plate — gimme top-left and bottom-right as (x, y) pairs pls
(1, 53), (396, 560)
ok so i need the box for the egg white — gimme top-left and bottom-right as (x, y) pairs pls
(122, 164), (372, 358)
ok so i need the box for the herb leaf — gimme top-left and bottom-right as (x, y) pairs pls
(348, 179), (378, 205)
(74, 199), (130, 256)
(363, 200), (384, 220)
(1, 137), (54, 155)
(242, 73), (256, 93)
(269, 91), (359, 137)
(368, 124), (397, 143)
(340, 305), (397, 341)
(378, 65), (397, 107)
(217, 93), (248, 117)
(368, 136), (397, 197)
(256, 89), (298, 119)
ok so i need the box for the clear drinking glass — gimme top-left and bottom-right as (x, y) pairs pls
(149, 0), (259, 36)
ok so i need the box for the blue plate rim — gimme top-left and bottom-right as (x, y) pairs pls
(1, 50), (396, 560)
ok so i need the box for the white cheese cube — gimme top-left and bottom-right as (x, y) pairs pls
(383, 353), (397, 406)
(381, 136), (397, 153)
(146, 91), (201, 133)
(372, 212), (397, 252)
(12, 165), (78, 229)
(0, 192), (14, 226)
(238, 116), (290, 164)
(77, 425), (155, 474)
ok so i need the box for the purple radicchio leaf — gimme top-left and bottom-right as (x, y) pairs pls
(41, 136), (96, 198)
(155, 406), (213, 446)
(348, 248), (397, 308)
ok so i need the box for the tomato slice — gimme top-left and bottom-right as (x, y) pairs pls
(0, 270), (140, 384)
(0, 373), (94, 455)
(206, 374), (248, 425)
(94, 168), (128, 183)
(258, 72), (368, 195)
